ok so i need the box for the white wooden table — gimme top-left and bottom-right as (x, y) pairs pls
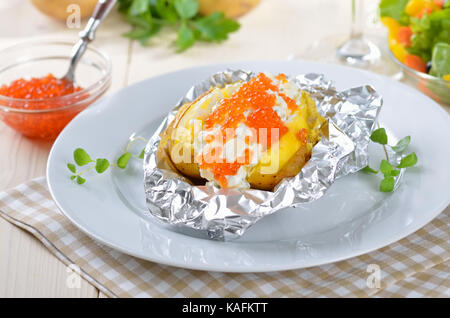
(0, 0), (448, 297)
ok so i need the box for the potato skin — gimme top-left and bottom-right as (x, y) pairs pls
(198, 0), (261, 18)
(158, 91), (212, 180)
(31, 0), (97, 20)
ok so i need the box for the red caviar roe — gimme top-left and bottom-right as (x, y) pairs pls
(0, 74), (82, 102)
(205, 73), (279, 129)
(0, 74), (88, 140)
(245, 106), (288, 147)
(208, 162), (242, 189)
(275, 73), (287, 82)
(200, 73), (297, 188)
(279, 92), (298, 112)
(200, 149), (252, 188)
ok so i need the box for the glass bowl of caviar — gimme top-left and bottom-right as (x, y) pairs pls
(0, 40), (111, 140)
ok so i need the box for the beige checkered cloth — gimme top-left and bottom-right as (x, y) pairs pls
(0, 178), (448, 298)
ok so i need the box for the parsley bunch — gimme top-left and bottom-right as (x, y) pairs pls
(117, 0), (240, 52)
(362, 127), (418, 192)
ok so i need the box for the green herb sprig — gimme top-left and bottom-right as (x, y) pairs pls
(68, 137), (146, 184)
(362, 127), (418, 192)
(118, 0), (241, 52)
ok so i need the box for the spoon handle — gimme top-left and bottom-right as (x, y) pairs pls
(92, 0), (117, 21)
(65, 0), (116, 82)
(81, 0), (117, 42)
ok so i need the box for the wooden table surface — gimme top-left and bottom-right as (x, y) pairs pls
(0, 0), (448, 297)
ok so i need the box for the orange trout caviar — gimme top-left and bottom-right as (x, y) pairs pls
(245, 106), (288, 147)
(0, 74), (82, 103)
(0, 74), (88, 140)
(275, 73), (287, 82)
(200, 73), (298, 188)
(279, 92), (298, 112)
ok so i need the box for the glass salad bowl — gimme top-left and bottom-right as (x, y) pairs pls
(388, 50), (450, 105)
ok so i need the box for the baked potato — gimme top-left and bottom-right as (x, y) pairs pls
(157, 72), (325, 191)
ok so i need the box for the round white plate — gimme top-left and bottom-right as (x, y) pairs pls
(47, 61), (450, 272)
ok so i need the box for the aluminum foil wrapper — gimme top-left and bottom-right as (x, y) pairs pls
(143, 70), (382, 240)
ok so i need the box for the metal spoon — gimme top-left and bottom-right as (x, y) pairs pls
(62, 0), (116, 84)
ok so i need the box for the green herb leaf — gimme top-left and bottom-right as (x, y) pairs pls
(95, 158), (110, 174)
(76, 176), (86, 185)
(117, 152), (132, 169)
(397, 152), (418, 168)
(193, 12), (240, 42)
(74, 148), (93, 166)
(67, 163), (76, 173)
(361, 165), (378, 174)
(174, 0), (199, 19)
(139, 148), (145, 159)
(380, 159), (393, 177)
(125, 13), (152, 29)
(117, 0), (240, 52)
(364, 125), (418, 193)
(123, 24), (162, 45)
(380, 176), (395, 192)
(70, 175), (76, 180)
(391, 136), (411, 153)
(370, 128), (388, 145)
(176, 22), (196, 51)
(155, 0), (179, 24)
(129, 0), (149, 16)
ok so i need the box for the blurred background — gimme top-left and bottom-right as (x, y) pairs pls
(0, 0), (384, 90)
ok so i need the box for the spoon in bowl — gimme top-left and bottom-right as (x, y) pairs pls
(62, 0), (116, 85)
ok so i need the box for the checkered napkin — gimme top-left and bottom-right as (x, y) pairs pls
(0, 178), (448, 298)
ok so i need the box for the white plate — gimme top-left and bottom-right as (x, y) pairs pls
(47, 61), (450, 272)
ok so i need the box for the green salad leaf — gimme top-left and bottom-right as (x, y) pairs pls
(379, 0), (410, 25)
(430, 42), (450, 77)
(408, 8), (450, 62)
